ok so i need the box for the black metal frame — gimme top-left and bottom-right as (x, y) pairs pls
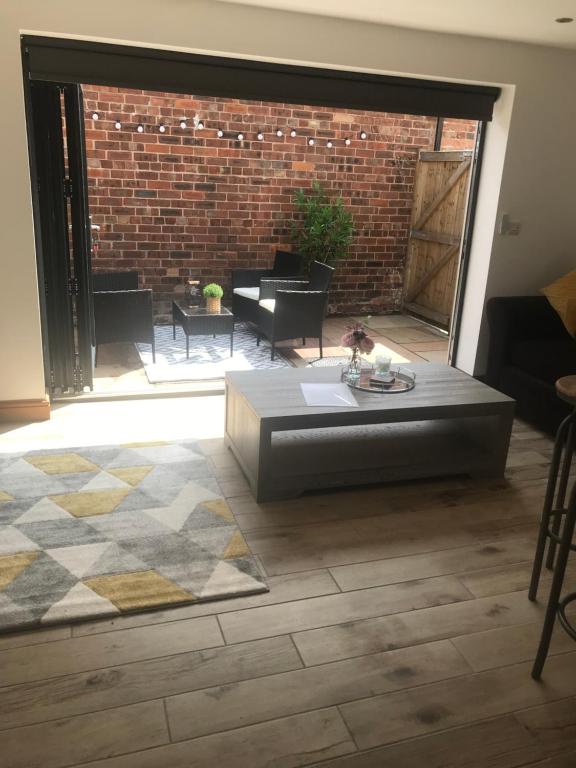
(448, 121), (487, 367)
(22, 36), (496, 390)
(22, 36), (500, 121)
(433, 117), (444, 151)
(63, 85), (95, 388)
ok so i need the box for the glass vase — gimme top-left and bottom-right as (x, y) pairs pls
(346, 348), (362, 382)
(184, 280), (201, 307)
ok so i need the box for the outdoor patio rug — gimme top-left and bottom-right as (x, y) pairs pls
(0, 440), (267, 633)
(137, 323), (292, 383)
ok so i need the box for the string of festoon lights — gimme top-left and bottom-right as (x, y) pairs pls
(91, 111), (368, 148)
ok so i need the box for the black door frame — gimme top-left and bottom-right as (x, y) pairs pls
(27, 81), (77, 392)
(448, 121), (487, 367)
(22, 36), (497, 386)
(24, 79), (94, 393)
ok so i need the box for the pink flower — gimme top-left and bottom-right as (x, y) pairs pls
(358, 335), (375, 354)
(340, 323), (374, 353)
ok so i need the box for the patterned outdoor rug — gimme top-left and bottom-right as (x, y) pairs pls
(0, 440), (267, 632)
(137, 323), (291, 383)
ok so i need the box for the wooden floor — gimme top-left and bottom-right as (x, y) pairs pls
(2, 408), (576, 768)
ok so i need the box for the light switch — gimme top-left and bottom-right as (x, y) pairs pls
(499, 213), (521, 236)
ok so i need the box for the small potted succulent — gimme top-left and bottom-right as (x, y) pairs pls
(203, 283), (224, 314)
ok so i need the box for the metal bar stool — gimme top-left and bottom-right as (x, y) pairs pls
(529, 375), (576, 679)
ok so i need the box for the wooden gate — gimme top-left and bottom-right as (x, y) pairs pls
(402, 150), (473, 329)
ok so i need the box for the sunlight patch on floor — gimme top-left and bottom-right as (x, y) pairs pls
(0, 395), (225, 453)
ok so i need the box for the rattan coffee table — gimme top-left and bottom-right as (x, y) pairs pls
(172, 301), (234, 358)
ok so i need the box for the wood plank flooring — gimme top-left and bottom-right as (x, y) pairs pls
(2, 418), (576, 768)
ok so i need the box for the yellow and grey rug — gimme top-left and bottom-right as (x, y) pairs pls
(0, 440), (267, 632)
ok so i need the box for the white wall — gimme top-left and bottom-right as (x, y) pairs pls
(1, 0), (575, 401)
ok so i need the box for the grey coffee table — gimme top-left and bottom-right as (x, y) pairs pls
(225, 364), (515, 502)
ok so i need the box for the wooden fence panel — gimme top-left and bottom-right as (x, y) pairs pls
(402, 150), (472, 329)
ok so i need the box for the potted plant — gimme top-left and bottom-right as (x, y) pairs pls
(203, 283), (224, 313)
(291, 181), (354, 272)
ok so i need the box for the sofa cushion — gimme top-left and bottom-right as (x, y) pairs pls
(233, 287), (260, 301)
(510, 338), (576, 385)
(542, 270), (576, 336)
(259, 299), (276, 313)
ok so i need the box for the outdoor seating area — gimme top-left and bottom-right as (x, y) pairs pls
(91, 304), (449, 393)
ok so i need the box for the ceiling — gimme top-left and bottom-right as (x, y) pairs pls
(217, 0), (576, 49)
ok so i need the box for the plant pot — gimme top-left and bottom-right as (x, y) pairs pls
(206, 296), (221, 314)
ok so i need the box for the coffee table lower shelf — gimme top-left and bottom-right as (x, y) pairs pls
(226, 417), (509, 502)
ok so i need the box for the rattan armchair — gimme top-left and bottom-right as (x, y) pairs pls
(93, 287), (155, 365)
(255, 261), (335, 360)
(232, 250), (303, 324)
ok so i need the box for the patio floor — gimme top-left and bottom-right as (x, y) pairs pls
(91, 313), (448, 396)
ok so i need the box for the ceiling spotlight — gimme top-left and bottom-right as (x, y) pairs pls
(257, 131), (264, 141)
(159, 123), (166, 133)
(556, 17), (574, 23)
(327, 140), (333, 148)
(290, 128), (297, 138)
(345, 137), (351, 146)
(179, 119), (187, 129)
(308, 138), (315, 146)
(360, 130), (367, 140)
(217, 129), (224, 138)
(92, 112), (99, 121)
(137, 124), (144, 133)
(276, 129), (283, 137)
(114, 120), (122, 130)
(237, 132), (244, 141)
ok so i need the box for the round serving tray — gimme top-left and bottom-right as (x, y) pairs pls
(342, 366), (416, 394)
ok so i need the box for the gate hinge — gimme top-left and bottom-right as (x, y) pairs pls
(63, 178), (73, 198)
(68, 277), (79, 296)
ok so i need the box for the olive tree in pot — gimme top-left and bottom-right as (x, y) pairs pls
(291, 181), (354, 273)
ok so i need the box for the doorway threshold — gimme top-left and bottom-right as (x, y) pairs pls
(52, 380), (224, 404)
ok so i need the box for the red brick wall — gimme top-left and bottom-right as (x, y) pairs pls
(84, 86), (476, 321)
(440, 118), (477, 150)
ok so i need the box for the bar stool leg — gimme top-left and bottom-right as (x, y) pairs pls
(546, 421), (575, 570)
(532, 485), (576, 680)
(529, 412), (573, 601)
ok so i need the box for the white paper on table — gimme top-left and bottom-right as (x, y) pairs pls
(300, 383), (359, 407)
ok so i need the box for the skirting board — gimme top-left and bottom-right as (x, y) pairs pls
(0, 398), (51, 422)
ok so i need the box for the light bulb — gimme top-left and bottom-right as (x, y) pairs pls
(179, 119), (187, 129)
(114, 120), (122, 130)
(276, 129), (283, 137)
(137, 124), (144, 133)
(92, 112), (99, 121)
(159, 124), (166, 133)
(237, 132), (244, 141)
(345, 137), (351, 146)
(327, 140), (333, 148)
(360, 130), (367, 140)
(308, 138), (315, 146)
(217, 129), (224, 138)
(197, 120), (205, 130)
(257, 131), (264, 141)
(290, 129), (297, 138)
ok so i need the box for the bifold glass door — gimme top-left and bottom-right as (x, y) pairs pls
(29, 82), (94, 393)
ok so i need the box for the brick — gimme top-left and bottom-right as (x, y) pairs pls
(87, 86), (476, 318)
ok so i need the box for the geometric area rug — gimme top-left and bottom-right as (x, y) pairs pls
(0, 440), (267, 633)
